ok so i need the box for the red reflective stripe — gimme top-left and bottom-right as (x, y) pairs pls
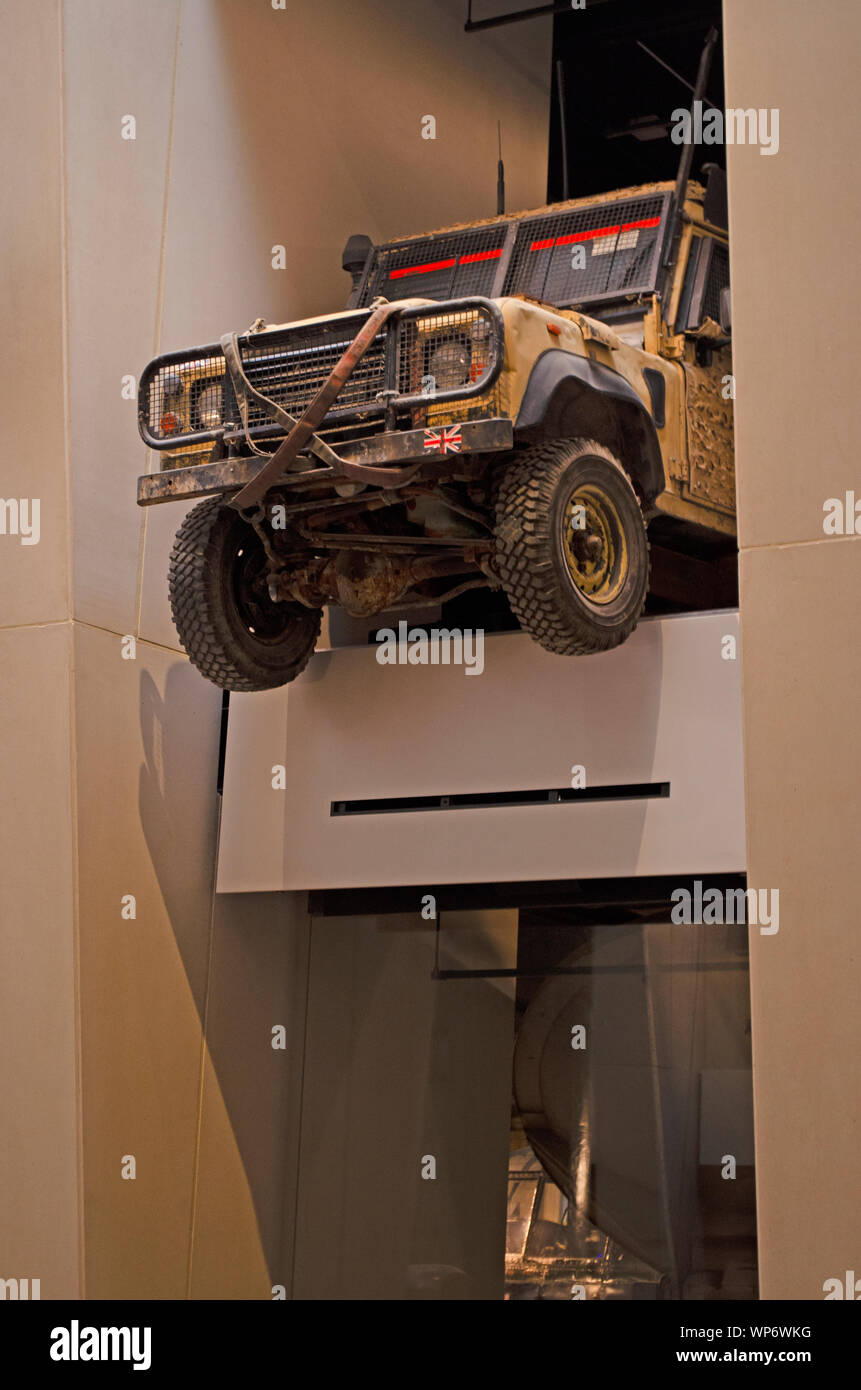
(389, 257), (457, 280)
(389, 248), (502, 279)
(531, 226), (621, 250)
(459, 248), (502, 264)
(530, 215), (661, 254)
(392, 216), (662, 278)
(556, 224), (621, 246)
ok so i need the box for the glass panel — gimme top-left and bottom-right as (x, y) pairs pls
(299, 895), (757, 1301)
(508, 910), (756, 1300)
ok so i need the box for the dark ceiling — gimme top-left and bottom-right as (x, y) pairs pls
(547, 0), (725, 201)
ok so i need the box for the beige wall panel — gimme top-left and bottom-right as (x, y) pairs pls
(138, 0), (550, 648)
(189, 892), (311, 1299)
(164, 0), (550, 337)
(292, 911), (516, 1299)
(738, 540), (861, 1298)
(0, 623), (80, 1297)
(726, 0), (861, 1299)
(63, 0), (180, 634)
(724, 0), (861, 549)
(0, 0), (69, 627)
(74, 622), (221, 1297)
(187, 1051), (272, 1300)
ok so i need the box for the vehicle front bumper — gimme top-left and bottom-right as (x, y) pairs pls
(137, 417), (514, 506)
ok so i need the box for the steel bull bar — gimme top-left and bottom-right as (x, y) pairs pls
(136, 299), (513, 508)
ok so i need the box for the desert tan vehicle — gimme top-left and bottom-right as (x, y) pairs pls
(136, 169), (733, 691)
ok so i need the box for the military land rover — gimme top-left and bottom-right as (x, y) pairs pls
(136, 170), (733, 691)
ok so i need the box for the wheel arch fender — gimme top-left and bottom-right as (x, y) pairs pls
(513, 349), (665, 504)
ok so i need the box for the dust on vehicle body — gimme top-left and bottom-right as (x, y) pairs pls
(136, 169), (733, 692)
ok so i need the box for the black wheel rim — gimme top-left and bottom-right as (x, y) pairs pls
(230, 531), (297, 644)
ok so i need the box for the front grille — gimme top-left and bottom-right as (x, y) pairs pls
(139, 299), (503, 451)
(241, 316), (387, 427)
(140, 314), (386, 448)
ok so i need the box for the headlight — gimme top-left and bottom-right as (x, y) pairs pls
(161, 372), (184, 400)
(196, 383), (223, 430)
(429, 340), (470, 390)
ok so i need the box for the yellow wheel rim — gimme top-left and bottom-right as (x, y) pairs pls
(562, 484), (628, 605)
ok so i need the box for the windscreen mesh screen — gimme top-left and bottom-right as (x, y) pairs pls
(700, 243), (730, 325)
(502, 194), (667, 306)
(360, 226), (507, 304)
(358, 193), (670, 310)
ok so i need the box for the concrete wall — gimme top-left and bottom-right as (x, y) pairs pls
(0, 0), (81, 1302)
(723, 0), (861, 1299)
(1, 0), (550, 1298)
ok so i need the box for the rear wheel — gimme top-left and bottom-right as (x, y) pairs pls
(168, 496), (322, 691)
(493, 438), (649, 656)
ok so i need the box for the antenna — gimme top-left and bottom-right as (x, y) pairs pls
(555, 60), (570, 201)
(497, 121), (505, 216)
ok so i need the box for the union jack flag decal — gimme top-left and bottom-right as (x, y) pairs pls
(423, 425), (462, 454)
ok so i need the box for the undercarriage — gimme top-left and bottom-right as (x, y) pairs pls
(238, 471), (500, 619)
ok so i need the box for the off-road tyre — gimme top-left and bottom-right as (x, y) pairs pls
(168, 496), (322, 692)
(494, 438), (649, 656)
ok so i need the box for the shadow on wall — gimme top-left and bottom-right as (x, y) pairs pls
(138, 662), (306, 1293)
(138, 665), (219, 1020)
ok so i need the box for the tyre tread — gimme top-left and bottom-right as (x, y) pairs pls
(168, 497), (321, 691)
(494, 438), (649, 656)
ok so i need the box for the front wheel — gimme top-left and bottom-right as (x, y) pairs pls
(168, 496), (322, 691)
(493, 438), (649, 656)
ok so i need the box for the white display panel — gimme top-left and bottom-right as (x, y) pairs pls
(216, 610), (745, 892)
